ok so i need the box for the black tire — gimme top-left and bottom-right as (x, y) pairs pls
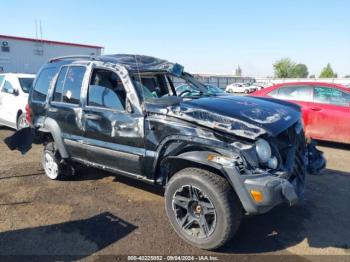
(165, 168), (243, 250)
(42, 142), (72, 180)
(244, 89), (249, 94)
(16, 113), (28, 130)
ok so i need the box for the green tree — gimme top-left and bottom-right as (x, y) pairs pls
(319, 63), (337, 78)
(290, 64), (309, 78)
(273, 58), (295, 78)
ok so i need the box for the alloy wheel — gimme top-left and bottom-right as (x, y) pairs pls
(172, 185), (217, 239)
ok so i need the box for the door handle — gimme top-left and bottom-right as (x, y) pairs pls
(48, 107), (58, 113)
(311, 107), (322, 112)
(85, 113), (101, 120)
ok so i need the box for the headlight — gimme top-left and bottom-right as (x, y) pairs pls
(255, 138), (271, 163)
(267, 156), (278, 169)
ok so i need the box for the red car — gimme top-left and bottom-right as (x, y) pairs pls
(251, 82), (350, 144)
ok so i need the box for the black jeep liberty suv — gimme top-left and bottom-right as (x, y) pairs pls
(6, 54), (325, 250)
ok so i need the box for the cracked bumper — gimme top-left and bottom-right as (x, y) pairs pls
(224, 167), (300, 214)
(223, 153), (325, 215)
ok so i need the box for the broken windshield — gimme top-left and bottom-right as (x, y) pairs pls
(131, 72), (216, 102)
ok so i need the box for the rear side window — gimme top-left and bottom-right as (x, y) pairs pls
(314, 86), (350, 107)
(33, 68), (56, 102)
(53, 67), (68, 102)
(272, 85), (312, 102)
(53, 66), (86, 105)
(19, 78), (34, 93)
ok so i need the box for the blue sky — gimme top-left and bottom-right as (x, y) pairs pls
(1, 0), (350, 77)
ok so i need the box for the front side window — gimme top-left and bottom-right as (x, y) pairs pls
(33, 67), (56, 101)
(88, 69), (126, 111)
(53, 66), (85, 105)
(18, 78), (34, 93)
(273, 85), (312, 102)
(314, 86), (350, 107)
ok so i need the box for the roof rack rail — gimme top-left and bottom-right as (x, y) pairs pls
(48, 55), (99, 63)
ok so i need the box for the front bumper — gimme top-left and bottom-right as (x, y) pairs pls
(223, 167), (299, 214)
(222, 143), (326, 215)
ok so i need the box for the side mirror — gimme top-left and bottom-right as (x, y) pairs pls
(6, 88), (18, 95)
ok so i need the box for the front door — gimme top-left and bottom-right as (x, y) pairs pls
(0, 77), (19, 128)
(81, 67), (145, 177)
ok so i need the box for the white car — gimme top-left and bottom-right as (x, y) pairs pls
(0, 73), (35, 129)
(225, 83), (256, 93)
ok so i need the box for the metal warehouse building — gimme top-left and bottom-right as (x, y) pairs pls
(0, 35), (103, 74)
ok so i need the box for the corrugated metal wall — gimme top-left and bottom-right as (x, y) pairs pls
(0, 37), (102, 74)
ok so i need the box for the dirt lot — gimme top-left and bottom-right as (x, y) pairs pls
(0, 127), (349, 260)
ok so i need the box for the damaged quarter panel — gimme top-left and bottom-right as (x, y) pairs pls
(144, 95), (302, 179)
(143, 104), (243, 181)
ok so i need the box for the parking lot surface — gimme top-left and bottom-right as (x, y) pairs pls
(0, 128), (349, 260)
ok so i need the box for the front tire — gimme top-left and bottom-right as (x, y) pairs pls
(165, 168), (243, 250)
(42, 142), (72, 180)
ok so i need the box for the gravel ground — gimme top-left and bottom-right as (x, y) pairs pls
(0, 127), (349, 261)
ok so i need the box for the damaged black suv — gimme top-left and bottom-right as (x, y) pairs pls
(6, 54), (325, 250)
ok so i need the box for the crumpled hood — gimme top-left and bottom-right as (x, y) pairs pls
(167, 95), (301, 139)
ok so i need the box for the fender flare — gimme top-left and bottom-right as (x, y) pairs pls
(159, 150), (235, 185)
(151, 135), (232, 175)
(42, 118), (69, 158)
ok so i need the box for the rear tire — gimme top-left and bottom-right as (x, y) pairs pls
(165, 168), (243, 250)
(42, 142), (72, 180)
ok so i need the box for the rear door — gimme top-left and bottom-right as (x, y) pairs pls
(81, 66), (145, 177)
(47, 65), (88, 158)
(307, 86), (350, 143)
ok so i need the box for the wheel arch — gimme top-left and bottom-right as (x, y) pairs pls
(16, 109), (23, 120)
(159, 150), (233, 187)
(15, 109), (24, 126)
(152, 135), (233, 184)
(41, 117), (69, 158)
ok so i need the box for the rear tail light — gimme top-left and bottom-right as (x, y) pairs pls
(25, 104), (32, 125)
